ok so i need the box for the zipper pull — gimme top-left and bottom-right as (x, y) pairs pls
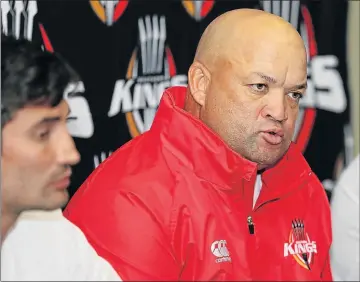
(247, 216), (255, 235)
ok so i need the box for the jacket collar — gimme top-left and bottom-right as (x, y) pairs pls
(151, 86), (312, 193)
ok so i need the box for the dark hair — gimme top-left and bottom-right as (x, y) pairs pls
(1, 34), (80, 127)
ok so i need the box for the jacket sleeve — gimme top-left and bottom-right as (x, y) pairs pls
(64, 189), (180, 281)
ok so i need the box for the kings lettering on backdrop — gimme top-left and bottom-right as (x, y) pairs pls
(108, 15), (187, 137)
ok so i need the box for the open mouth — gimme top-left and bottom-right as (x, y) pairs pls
(261, 131), (283, 145)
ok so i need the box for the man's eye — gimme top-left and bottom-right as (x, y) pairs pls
(250, 84), (267, 92)
(38, 130), (50, 141)
(288, 92), (303, 102)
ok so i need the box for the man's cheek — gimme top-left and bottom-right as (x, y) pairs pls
(288, 125), (297, 141)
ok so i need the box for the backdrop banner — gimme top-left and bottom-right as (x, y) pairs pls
(1, 0), (352, 201)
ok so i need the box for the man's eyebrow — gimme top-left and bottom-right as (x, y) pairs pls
(252, 72), (307, 90)
(292, 82), (307, 90)
(253, 72), (278, 84)
(32, 116), (61, 128)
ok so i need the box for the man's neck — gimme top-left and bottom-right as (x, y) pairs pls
(1, 209), (19, 245)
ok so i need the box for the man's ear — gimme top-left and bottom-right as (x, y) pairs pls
(187, 61), (211, 107)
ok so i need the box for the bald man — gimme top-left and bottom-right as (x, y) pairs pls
(64, 9), (332, 281)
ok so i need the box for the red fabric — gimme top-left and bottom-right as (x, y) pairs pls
(64, 86), (332, 281)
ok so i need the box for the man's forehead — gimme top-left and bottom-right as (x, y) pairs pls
(9, 101), (69, 127)
(230, 37), (306, 72)
(23, 101), (68, 115)
(230, 53), (307, 82)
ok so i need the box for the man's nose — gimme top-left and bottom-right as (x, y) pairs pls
(56, 133), (81, 166)
(261, 91), (288, 123)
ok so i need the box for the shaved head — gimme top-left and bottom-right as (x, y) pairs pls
(185, 8), (307, 169)
(194, 9), (305, 70)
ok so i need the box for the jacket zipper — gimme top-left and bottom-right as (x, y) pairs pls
(247, 216), (255, 234)
(247, 198), (279, 235)
(246, 171), (313, 235)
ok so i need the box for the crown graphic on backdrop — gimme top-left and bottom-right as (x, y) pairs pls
(1, 0), (38, 40)
(136, 15), (167, 76)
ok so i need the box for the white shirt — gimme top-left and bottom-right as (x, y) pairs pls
(330, 155), (359, 281)
(1, 209), (122, 281)
(253, 174), (262, 208)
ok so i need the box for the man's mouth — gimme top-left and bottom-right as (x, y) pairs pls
(51, 171), (72, 190)
(260, 129), (284, 145)
(52, 177), (71, 190)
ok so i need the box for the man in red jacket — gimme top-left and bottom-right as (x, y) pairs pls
(64, 9), (332, 281)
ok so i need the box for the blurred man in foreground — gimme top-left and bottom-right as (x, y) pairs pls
(1, 35), (120, 281)
(331, 155), (359, 281)
(65, 9), (332, 281)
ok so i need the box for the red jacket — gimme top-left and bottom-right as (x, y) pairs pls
(64, 86), (332, 281)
